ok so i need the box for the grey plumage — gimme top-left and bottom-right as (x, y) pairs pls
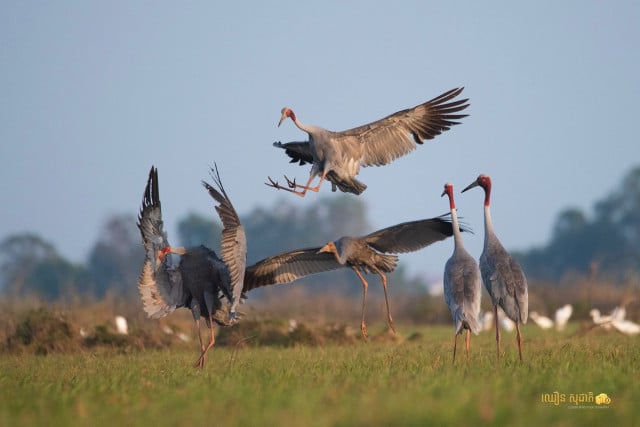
(268, 87), (469, 196)
(244, 215), (470, 339)
(462, 174), (528, 361)
(441, 183), (482, 362)
(137, 165), (242, 368)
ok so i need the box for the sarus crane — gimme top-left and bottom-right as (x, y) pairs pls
(441, 183), (482, 362)
(137, 165), (246, 368)
(267, 87), (469, 196)
(243, 214), (471, 340)
(462, 174), (528, 361)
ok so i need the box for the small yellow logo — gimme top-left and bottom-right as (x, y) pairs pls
(595, 393), (611, 405)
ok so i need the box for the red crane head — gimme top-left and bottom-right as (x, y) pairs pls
(278, 107), (296, 127)
(461, 174), (492, 206)
(441, 182), (456, 210)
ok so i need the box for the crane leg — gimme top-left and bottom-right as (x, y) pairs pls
(465, 329), (471, 361)
(373, 268), (395, 334)
(352, 268), (370, 340)
(266, 173), (326, 197)
(516, 321), (523, 362)
(194, 314), (217, 368)
(494, 304), (501, 359)
(192, 318), (206, 368)
(452, 333), (458, 364)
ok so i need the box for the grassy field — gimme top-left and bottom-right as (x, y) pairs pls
(1, 322), (638, 427)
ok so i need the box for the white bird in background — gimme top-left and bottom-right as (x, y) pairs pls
(482, 311), (495, 332)
(590, 307), (639, 335)
(268, 88), (469, 197)
(610, 306), (627, 322)
(554, 304), (573, 331)
(441, 183), (482, 362)
(497, 308), (516, 332)
(462, 174), (528, 361)
(529, 311), (554, 330)
(611, 319), (640, 336)
(115, 315), (128, 335)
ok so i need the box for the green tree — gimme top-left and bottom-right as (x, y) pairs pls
(87, 214), (144, 297)
(0, 233), (88, 298)
(517, 165), (640, 281)
(177, 213), (222, 251)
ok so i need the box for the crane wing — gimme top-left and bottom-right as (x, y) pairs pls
(363, 214), (471, 254)
(243, 247), (344, 292)
(273, 141), (314, 165)
(137, 166), (189, 319)
(202, 164), (247, 316)
(336, 87), (469, 167)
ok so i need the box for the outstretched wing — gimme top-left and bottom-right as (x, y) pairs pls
(336, 87), (469, 167)
(137, 166), (188, 319)
(201, 164), (247, 316)
(243, 247), (343, 292)
(273, 140), (314, 166)
(363, 214), (471, 254)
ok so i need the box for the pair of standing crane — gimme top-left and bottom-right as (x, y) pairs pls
(137, 87), (528, 367)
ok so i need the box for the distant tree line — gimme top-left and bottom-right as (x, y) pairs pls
(0, 194), (415, 300)
(1, 166), (639, 299)
(514, 165), (640, 281)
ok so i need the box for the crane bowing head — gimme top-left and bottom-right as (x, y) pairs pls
(278, 107), (296, 127)
(156, 246), (186, 266)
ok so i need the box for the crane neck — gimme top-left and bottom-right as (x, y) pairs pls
(483, 204), (496, 242)
(483, 185), (492, 207)
(450, 207), (465, 249)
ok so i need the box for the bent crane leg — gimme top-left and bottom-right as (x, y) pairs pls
(352, 267), (370, 340)
(194, 314), (216, 368)
(266, 170), (328, 197)
(193, 318), (206, 368)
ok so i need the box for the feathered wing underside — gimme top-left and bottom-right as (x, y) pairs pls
(243, 248), (344, 292)
(137, 166), (188, 318)
(272, 141), (367, 195)
(273, 141), (314, 166)
(337, 87), (469, 167)
(202, 165), (247, 314)
(444, 252), (482, 335)
(363, 215), (469, 254)
(481, 245), (529, 324)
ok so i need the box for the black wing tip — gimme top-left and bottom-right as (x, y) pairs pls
(434, 213), (474, 235)
(429, 86), (470, 107)
(141, 165), (160, 210)
(203, 162), (227, 197)
(137, 165), (161, 231)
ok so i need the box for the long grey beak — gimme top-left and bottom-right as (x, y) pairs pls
(461, 181), (479, 193)
(278, 116), (286, 127)
(441, 189), (447, 197)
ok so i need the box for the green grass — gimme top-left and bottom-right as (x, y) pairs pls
(1, 324), (638, 427)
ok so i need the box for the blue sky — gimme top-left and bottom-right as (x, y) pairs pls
(1, 2), (638, 282)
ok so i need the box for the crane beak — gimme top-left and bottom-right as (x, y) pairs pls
(277, 114), (286, 127)
(440, 189), (447, 197)
(318, 242), (336, 254)
(461, 181), (479, 193)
